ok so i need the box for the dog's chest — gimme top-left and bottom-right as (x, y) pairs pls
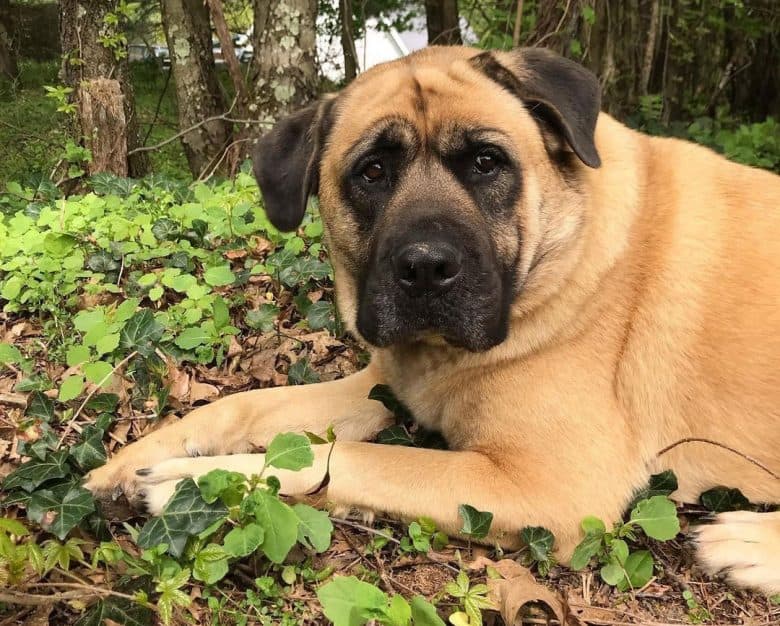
(379, 349), (472, 441)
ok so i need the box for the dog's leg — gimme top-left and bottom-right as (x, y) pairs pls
(135, 441), (623, 557)
(696, 511), (780, 595)
(84, 365), (392, 502)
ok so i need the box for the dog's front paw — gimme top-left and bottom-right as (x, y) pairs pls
(84, 449), (153, 504)
(696, 510), (780, 595)
(136, 480), (181, 516)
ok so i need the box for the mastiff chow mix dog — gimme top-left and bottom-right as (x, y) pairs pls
(86, 47), (780, 593)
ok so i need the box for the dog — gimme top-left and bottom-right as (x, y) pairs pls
(85, 46), (780, 594)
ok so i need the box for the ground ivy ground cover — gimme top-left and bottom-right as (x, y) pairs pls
(1, 172), (777, 625)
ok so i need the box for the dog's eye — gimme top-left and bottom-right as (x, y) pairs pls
(361, 160), (385, 183)
(474, 152), (498, 175)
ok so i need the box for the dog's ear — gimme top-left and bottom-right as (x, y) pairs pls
(471, 47), (601, 168)
(253, 97), (337, 231)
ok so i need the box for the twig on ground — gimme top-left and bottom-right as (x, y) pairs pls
(57, 350), (138, 447)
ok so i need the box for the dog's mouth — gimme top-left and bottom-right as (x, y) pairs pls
(355, 264), (513, 353)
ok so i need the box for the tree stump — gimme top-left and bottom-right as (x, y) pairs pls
(78, 78), (128, 177)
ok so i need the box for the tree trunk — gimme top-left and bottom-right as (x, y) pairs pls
(425, 0), (462, 45)
(340, 0), (358, 81)
(160, 0), (232, 178)
(0, 0), (18, 81)
(250, 0), (318, 125)
(60, 0), (149, 177)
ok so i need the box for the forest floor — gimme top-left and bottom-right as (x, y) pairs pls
(2, 301), (779, 625)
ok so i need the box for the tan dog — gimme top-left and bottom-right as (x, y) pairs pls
(85, 47), (780, 594)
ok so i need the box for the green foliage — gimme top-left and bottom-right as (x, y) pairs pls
(458, 504), (493, 541)
(445, 570), (495, 626)
(400, 517), (448, 555)
(683, 589), (712, 623)
(698, 486), (751, 512)
(519, 526), (556, 576)
(571, 494), (680, 591)
(317, 575), (445, 626)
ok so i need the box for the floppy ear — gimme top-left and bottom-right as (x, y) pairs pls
(470, 47), (601, 168)
(252, 97), (336, 231)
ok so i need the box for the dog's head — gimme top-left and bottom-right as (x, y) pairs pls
(254, 47), (601, 352)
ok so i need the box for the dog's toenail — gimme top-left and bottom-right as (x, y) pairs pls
(136, 468), (151, 476)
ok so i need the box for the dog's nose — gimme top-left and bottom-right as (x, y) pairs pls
(393, 242), (462, 296)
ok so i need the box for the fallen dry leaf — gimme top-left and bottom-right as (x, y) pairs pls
(470, 557), (583, 626)
(189, 380), (220, 403)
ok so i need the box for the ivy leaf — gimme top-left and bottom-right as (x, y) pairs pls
(245, 303), (279, 332)
(26, 391), (55, 422)
(699, 487), (751, 513)
(27, 486), (95, 540)
(287, 357), (320, 385)
(520, 526), (555, 562)
(458, 504), (493, 540)
(375, 425), (415, 446)
(410, 596), (446, 626)
(120, 310), (163, 357)
(70, 432), (107, 471)
(151, 218), (180, 241)
(85, 393), (119, 413)
(306, 300), (333, 331)
(265, 432), (314, 471)
(293, 503), (333, 552)
(619, 550), (654, 590)
(137, 479), (228, 558)
(2, 450), (70, 492)
(243, 489), (298, 563)
(368, 384), (415, 424)
(192, 543), (229, 584)
(317, 576), (388, 626)
(85, 250), (120, 273)
(629, 495), (680, 540)
(630, 469), (679, 507)
(223, 523), (265, 557)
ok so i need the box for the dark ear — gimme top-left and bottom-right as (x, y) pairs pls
(252, 97), (336, 231)
(470, 47), (601, 168)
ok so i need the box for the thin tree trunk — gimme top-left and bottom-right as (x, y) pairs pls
(59, 0), (149, 176)
(160, 0), (232, 178)
(250, 0), (318, 125)
(425, 0), (462, 45)
(206, 0), (249, 110)
(341, 0), (358, 81)
(512, 0), (524, 48)
(0, 0), (18, 81)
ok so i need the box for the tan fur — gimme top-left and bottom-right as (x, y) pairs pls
(86, 47), (780, 594)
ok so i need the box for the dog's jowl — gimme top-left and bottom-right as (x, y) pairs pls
(86, 46), (780, 595)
